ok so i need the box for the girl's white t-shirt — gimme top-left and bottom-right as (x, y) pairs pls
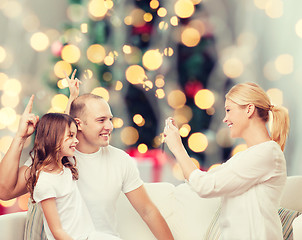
(33, 167), (95, 240)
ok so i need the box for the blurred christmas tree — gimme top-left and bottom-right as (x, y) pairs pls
(46, 0), (218, 170)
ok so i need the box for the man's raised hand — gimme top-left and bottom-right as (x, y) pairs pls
(64, 69), (81, 100)
(16, 95), (39, 140)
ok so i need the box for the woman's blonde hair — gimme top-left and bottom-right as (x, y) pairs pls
(226, 82), (290, 151)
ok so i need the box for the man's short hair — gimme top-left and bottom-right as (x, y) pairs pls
(70, 93), (104, 120)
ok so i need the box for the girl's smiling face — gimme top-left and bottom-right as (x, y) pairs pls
(59, 122), (79, 158)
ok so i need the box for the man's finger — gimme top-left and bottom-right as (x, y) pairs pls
(23, 95), (34, 114)
(63, 70), (69, 80)
(71, 69), (77, 79)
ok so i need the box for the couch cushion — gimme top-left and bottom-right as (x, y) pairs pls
(23, 201), (47, 240)
(279, 207), (301, 240)
(173, 183), (221, 240)
(116, 182), (176, 240)
(203, 206), (301, 240)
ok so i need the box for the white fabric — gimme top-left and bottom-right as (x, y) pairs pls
(73, 145), (144, 237)
(25, 145), (143, 238)
(33, 167), (95, 240)
(188, 141), (286, 240)
(292, 214), (302, 240)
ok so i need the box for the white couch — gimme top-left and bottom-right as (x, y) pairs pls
(0, 177), (301, 240)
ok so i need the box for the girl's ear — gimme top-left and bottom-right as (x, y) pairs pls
(247, 104), (256, 118)
(74, 118), (83, 130)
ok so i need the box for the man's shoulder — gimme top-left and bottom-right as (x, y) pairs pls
(106, 145), (129, 156)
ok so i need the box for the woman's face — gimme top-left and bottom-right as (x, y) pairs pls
(223, 99), (249, 139)
(59, 122), (79, 158)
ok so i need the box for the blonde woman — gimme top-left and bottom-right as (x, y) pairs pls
(164, 82), (290, 240)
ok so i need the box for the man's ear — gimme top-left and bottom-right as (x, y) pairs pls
(247, 104), (255, 118)
(74, 118), (83, 130)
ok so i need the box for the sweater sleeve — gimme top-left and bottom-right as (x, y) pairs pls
(188, 142), (282, 198)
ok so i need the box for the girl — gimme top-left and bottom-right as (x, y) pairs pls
(26, 113), (113, 240)
(164, 82), (290, 240)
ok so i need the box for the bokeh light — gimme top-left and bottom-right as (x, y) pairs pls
(295, 19), (302, 39)
(112, 117), (124, 128)
(133, 114), (145, 127)
(194, 89), (215, 110)
(181, 27), (200, 47)
(142, 49), (163, 71)
(167, 90), (186, 109)
(67, 4), (86, 22)
(125, 65), (146, 84)
(87, 44), (106, 63)
(253, 0), (270, 9)
(88, 0), (108, 20)
(115, 81), (123, 91)
(274, 54), (293, 75)
(216, 128), (233, 148)
(266, 88), (283, 106)
(138, 143), (148, 154)
(121, 126), (139, 145)
(51, 94), (68, 113)
(3, 78), (22, 96)
(0, 107), (17, 126)
(150, 0), (159, 9)
(144, 13), (153, 22)
(174, 0), (195, 19)
(0, 198), (16, 208)
(179, 124), (191, 137)
(2, 1), (22, 19)
(30, 32), (50, 52)
(231, 144), (248, 156)
(0, 46), (7, 63)
(155, 89), (165, 99)
(170, 16), (179, 26)
(91, 87), (110, 101)
(222, 57), (244, 78)
(174, 105), (193, 124)
(1, 93), (19, 108)
(157, 7), (167, 18)
(129, 8), (146, 27)
(208, 163), (222, 171)
(188, 132), (208, 152)
(18, 193), (30, 211)
(265, 0), (283, 19)
(61, 44), (81, 64)
(54, 61), (72, 78)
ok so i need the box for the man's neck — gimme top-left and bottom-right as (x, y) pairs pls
(76, 142), (101, 154)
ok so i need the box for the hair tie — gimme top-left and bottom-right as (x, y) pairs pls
(269, 105), (274, 111)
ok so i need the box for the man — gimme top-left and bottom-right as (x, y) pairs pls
(0, 72), (174, 239)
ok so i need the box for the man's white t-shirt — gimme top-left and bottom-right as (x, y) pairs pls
(188, 141), (286, 240)
(72, 145), (143, 237)
(26, 145), (144, 238)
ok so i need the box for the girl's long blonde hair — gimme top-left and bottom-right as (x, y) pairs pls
(26, 113), (79, 203)
(226, 82), (290, 151)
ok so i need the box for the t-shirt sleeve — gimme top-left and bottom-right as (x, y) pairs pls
(188, 144), (278, 198)
(33, 175), (56, 203)
(24, 157), (32, 167)
(121, 153), (143, 194)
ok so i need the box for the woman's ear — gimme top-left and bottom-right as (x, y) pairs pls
(74, 118), (83, 130)
(246, 104), (255, 118)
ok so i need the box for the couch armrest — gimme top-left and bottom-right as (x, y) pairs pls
(0, 211), (27, 240)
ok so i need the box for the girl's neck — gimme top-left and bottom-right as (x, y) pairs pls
(42, 162), (63, 174)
